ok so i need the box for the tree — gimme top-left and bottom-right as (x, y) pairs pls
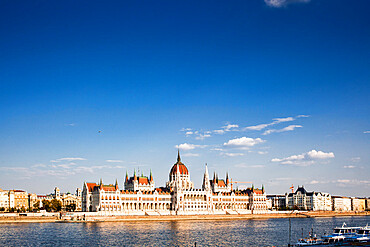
(33, 201), (40, 211)
(51, 199), (62, 212)
(42, 200), (52, 212)
(0, 207), (5, 212)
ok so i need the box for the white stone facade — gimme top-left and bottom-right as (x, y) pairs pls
(332, 196), (351, 211)
(82, 152), (268, 215)
(286, 186), (332, 211)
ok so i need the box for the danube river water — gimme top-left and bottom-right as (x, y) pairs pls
(0, 216), (369, 246)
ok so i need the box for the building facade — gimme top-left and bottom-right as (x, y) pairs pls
(286, 186), (331, 211)
(0, 188), (13, 210)
(82, 152), (268, 215)
(267, 195), (286, 210)
(332, 196), (352, 211)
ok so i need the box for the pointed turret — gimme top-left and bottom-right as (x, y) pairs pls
(125, 171), (129, 182)
(134, 169), (137, 180)
(150, 169), (153, 182)
(177, 149), (181, 162)
(226, 172), (229, 184)
(115, 179), (118, 189)
(262, 184), (265, 193)
(100, 178), (103, 186)
(202, 163), (211, 191)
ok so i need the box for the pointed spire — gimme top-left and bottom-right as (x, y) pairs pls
(150, 169), (153, 182)
(125, 171), (129, 182)
(177, 149), (181, 162)
(226, 172), (229, 184)
(262, 184), (265, 193)
(134, 169), (137, 180)
(203, 163), (210, 191)
(115, 179), (118, 189)
(100, 178), (102, 186)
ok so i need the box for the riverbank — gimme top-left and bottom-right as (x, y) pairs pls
(0, 211), (368, 223)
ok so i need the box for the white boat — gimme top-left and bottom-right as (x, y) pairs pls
(321, 222), (361, 243)
(346, 224), (370, 244)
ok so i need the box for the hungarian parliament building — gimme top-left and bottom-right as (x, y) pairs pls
(82, 151), (268, 215)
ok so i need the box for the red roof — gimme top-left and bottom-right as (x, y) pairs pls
(170, 163), (189, 175)
(138, 177), (149, 185)
(217, 180), (226, 187)
(86, 183), (98, 192)
(101, 185), (117, 191)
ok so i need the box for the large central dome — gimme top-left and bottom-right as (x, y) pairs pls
(170, 150), (189, 175)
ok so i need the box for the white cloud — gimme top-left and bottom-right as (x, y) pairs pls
(258, 151), (268, 155)
(223, 124), (239, 131)
(337, 179), (351, 183)
(213, 129), (225, 134)
(364, 131), (370, 134)
(335, 179), (370, 186)
(224, 137), (265, 149)
(182, 153), (200, 157)
(264, 0), (310, 8)
(50, 157), (86, 163)
(175, 143), (207, 151)
(222, 152), (245, 157)
(343, 165), (356, 169)
(106, 160), (123, 163)
(213, 123), (239, 135)
(272, 149), (334, 166)
(180, 128), (192, 131)
(263, 125), (302, 135)
(272, 117), (295, 123)
(350, 157), (361, 163)
(195, 133), (212, 140)
(243, 115), (307, 131)
(185, 131), (193, 135)
(244, 123), (271, 131)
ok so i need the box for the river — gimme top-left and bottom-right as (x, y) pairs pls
(0, 216), (369, 246)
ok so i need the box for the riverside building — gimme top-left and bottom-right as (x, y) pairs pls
(82, 151), (268, 215)
(286, 186), (332, 211)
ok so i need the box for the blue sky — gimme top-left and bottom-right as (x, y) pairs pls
(0, 0), (369, 196)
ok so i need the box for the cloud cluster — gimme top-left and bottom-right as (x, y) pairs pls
(264, 0), (310, 8)
(244, 115), (307, 133)
(50, 157), (86, 163)
(224, 137), (265, 150)
(272, 150), (334, 166)
(175, 143), (207, 151)
(263, 125), (302, 135)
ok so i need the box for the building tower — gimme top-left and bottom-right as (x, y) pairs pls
(202, 163), (211, 191)
(166, 150), (194, 191)
(54, 187), (60, 200)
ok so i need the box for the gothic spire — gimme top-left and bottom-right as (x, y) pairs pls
(177, 149), (181, 162)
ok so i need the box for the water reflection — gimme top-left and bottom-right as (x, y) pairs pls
(0, 216), (369, 246)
